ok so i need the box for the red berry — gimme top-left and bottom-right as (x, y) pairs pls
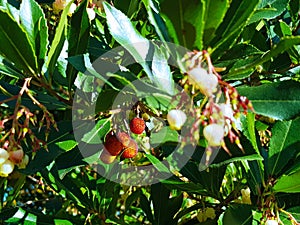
(104, 133), (124, 156)
(122, 139), (138, 158)
(129, 118), (145, 134)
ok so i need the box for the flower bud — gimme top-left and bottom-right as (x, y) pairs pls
(188, 67), (218, 96)
(0, 160), (14, 177)
(219, 103), (234, 120)
(87, 8), (96, 21)
(0, 148), (9, 164)
(167, 109), (187, 130)
(265, 220), (278, 225)
(203, 124), (224, 146)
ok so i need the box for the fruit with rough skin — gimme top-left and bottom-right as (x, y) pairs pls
(0, 159), (14, 177)
(9, 148), (24, 164)
(122, 139), (138, 158)
(100, 149), (117, 164)
(117, 132), (131, 147)
(0, 148), (9, 164)
(188, 67), (218, 96)
(167, 109), (187, 130)
(203, 124), (225, 146)
(130, 118), (146, 134)
(104, 133), (124, 156)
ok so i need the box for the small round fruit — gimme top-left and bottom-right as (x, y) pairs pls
(203, 124), (225, 146)
(0, 148), (9, 164)
(104, 133), (124, 156)
(9, 148), (24, 164)
(0, 160), (14, 177)
(117, 132), (131, 147)
(122, 140), (138, 158)
(129, 118), (146, 134)
(167, 109), (187, 130)
(100, 149), (117, 164)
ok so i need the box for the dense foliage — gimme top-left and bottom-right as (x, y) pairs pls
(0, 0), (300, 224)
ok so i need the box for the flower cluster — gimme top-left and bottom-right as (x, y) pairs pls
(181, 50), (253, 163)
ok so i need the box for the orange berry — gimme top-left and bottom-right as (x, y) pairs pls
(122, 139), (138, 158)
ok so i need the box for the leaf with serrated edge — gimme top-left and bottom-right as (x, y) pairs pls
(274, 170), (300, 193)
(268, 118), (300, 176)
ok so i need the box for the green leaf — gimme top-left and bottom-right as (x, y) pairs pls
(237, 81), (300, 120)
(151, 44), (175, 95)
(222, 204), (253, 225)
(0, 9), (37, 75)
(274, 170), (300, 193)
(81, 119), (111, 144)
(139, 192), (154, 223)
(150, 126), (179, 144)
(280, 206), (300, 223)
(210, 0), (260, 60)
(142, 0), (170, 42)
(161, 177), (208, 195)
(0, 56), (24, 79)
(248, 0), (289, 24)
(19, 0), (48, 69)
(242, 113), (260, 155)
(55, 140), (78, 151)
(150, 183), (183, 225)
(183, 0), (205, 49)
(67, 0), (90, 90)
(267, 118), (300, 176)
(226, 36), (300, 78)
(160, 0), (196, 49)
(103, 3), (152, 77)
(54, 220), (73, 225)
(46, 0), (74, 79)
(202, 0), (230, 46)
(145, 153), (171, 174)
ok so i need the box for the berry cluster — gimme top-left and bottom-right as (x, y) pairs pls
(100, 117), (146, 164)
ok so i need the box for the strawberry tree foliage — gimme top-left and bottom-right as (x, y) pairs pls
(0, 0), (300, 224)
